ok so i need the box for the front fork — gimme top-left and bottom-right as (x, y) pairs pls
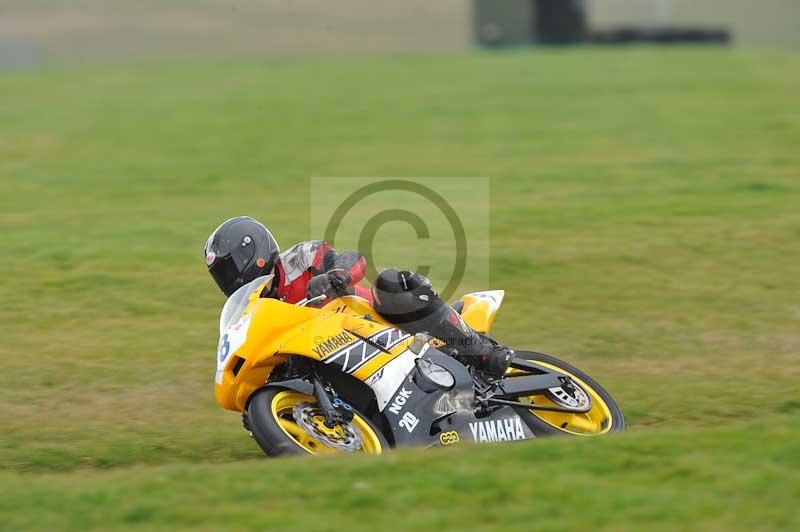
(240, 374), (356, 436)
(312, 375), (355, 427)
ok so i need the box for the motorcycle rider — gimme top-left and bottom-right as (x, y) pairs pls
(204, 216), (513, 377)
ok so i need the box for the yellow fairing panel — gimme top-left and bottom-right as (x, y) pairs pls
(459, 290), (505, 334)
(322, 296), (388, 323)
(214, 297), (324, 411)
(214, 293), (407, 412)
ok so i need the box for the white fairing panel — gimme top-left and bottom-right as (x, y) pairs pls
(364, 348), (425, 410)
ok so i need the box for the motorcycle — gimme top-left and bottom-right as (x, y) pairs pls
(214, 275), (625, 456)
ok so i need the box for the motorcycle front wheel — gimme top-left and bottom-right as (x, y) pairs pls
(510, 351), (626, 436)
(246, 388), (389, 457)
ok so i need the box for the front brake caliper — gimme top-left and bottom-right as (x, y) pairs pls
(313, 377), (354, 427)
(332, 397), (355, 424)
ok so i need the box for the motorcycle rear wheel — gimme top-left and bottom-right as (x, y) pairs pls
(247, 388), (389, 457)
(510, 351), (626, 436)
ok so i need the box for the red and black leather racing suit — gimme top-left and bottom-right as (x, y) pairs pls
(273, 240), (372, 304)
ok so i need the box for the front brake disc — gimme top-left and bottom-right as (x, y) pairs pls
(292, 402), (363, 451)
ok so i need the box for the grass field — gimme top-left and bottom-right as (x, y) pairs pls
(2, 48), (799, 530)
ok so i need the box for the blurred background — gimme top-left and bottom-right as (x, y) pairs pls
(1, 0), (799, 67)
(2, 2), (798, 531)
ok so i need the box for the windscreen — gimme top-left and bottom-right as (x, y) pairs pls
(218, 275), (273, 334)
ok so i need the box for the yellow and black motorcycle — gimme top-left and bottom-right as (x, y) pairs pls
(214, 275), (625, 456)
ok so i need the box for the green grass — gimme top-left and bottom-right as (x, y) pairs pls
(3, 419), (799, 531)
(2, 48), (799, 529)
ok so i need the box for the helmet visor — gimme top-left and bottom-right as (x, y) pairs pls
(209, 255), (242, 296)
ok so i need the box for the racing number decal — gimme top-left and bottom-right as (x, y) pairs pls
(388, 387), (419, 433)
(218, 334), (231, 363)
(398, 412), (419, 433)
(217, 314), (251, 371)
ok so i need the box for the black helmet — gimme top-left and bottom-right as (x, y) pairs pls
(204, 216), (280, 297)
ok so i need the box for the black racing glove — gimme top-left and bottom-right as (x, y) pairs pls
(306, 269), (351, 300)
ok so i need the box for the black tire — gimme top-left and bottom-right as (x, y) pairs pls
(511, 351), (626, 436)
(246, 387), (390, 457)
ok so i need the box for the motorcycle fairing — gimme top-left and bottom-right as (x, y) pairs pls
(458, 290), (505, 334)
(363, 347), (421, 410)
(317, 327), (412, 377)
(215, 293), (413, 412)
(377, 348), (536, 447)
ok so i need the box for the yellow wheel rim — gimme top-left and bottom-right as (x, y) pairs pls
(270, 391), (384, 455)
(510, 361), (614, 436)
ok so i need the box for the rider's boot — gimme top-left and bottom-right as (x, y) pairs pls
(428, 306), (514, 379)
(477, 343), (516, 379)
(372, 268), (514, 378)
